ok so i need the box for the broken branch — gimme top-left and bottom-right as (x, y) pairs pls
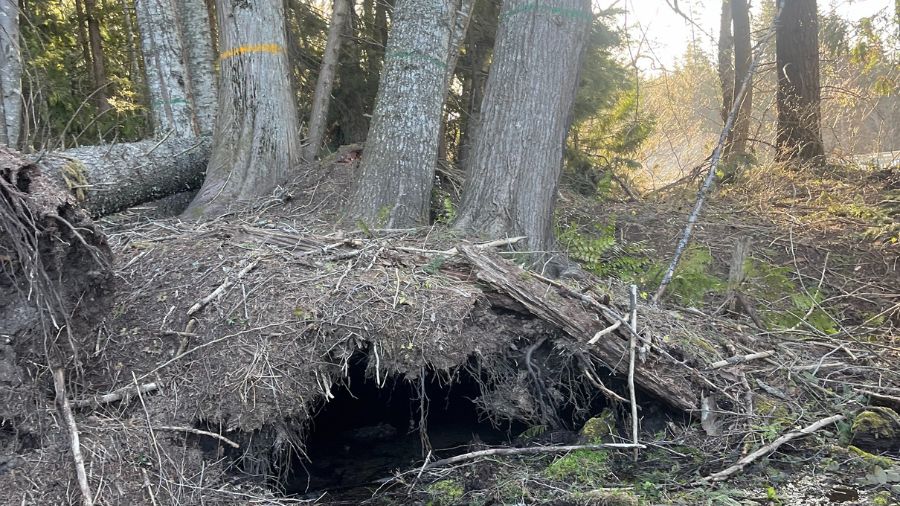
(695, 414), (844, 484)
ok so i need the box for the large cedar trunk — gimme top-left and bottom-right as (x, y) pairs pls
(347, 0), (456, 227)
(178, 0), (218, 136)
(134, 0), (196, 137)
(37, 138), (210, 216)
(304, 0), (352, 161)
(184, 0), (302, 217)
(726, 0), (752, 159)
(775, 0), (825, 164)
(454, 0), (591, 264)
(0, 0), (22, 147)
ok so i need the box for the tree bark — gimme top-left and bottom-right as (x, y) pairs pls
(303, 0), (351, 161)
(177, 0), (218, 136)
(84, 0), (112, 114)
(457, 0), (498, 166)
(184, 0), (302, 217)
(36, 138), (210, 216)
(347, 0), (456, 227)
(717, 0), (734, 125)
(725, 0), (751, 160)
(453, 0), (591, 263)
(0, 0), (22, 147)
(775, 0), (825, 164)
(134, 0), (196, 138)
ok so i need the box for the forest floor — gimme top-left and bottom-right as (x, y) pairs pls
(1, 156), (898, 505)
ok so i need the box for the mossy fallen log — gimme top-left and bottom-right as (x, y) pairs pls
(35, 137), (210, 217)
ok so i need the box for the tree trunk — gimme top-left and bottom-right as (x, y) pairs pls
(84, 0), (112, 114)
(717, 0), (734, 125)
(726, 0), (752, 159)
(134, 0), (196, 138)
(74, 0), (95, 88)
(36, 138), (210, 216)
(0, 0), (22, 147)
(177, 0), (217, 136)
(445, 0), (475, 88)
(453, 0), (591, 262)
(304, 0), (351, 161)
(775, 0), (825, 164)
(184, 0), (302, 217)
(347, 0), (456, 227)
(457, 0), (499, 167)
(118, 0), (141, 83)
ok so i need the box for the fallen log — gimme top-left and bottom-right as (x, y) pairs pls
(34, 137), (210, 217)
(460, 245), (711, 413)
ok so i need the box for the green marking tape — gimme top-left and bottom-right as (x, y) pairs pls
(385, 50), (448, 70)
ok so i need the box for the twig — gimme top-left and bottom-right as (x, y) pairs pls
(652, 1), (784, 305)
(53, 368), (94, 506)
(187, 258), (260, 316)
(154, 426), (240, 448)
(587, 320), (621, 344)
(141, 468), (158, 506)
(396, 236), (526, 256)
(419, 443), (645, 471)
(707, 350), (775, 370)
(72, 382), (159, 408)
(583, 368), (629, 404)
(627, 284), (639, 462)
(695, 414), (845, 484)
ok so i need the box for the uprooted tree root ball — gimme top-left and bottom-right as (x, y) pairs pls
(1, 162), (898, 505)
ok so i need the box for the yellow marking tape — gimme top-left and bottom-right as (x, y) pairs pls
(218, 43), (283, 61)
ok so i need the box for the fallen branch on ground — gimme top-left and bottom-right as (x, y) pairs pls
(154, 426), (240, 448)
(396, 236), (526, 257)
(707, 350), (775, 370)
(54, 368), (94, 506)
(420, 443), (646, 471)
(72, 382), (159, 408)
(695, 414), (845, 484)
(187, 258), (261, 316)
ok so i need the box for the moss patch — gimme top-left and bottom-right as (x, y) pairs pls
(581, 409), (617, 443)
(546, 449), (610, 486)
(427, 479), (464, 506)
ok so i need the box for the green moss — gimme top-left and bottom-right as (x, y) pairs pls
(573, 488), (639, 506)
(755, 396), (794, 426)
(872, 490), (892, 506)
(847, 445), (895, 469)
(644, 245), (723, 306)
(545, 449), (610, 486)
(426, 479), (464, 506)
(852, 410), (898, 439)
(580, 409), (616, 443)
